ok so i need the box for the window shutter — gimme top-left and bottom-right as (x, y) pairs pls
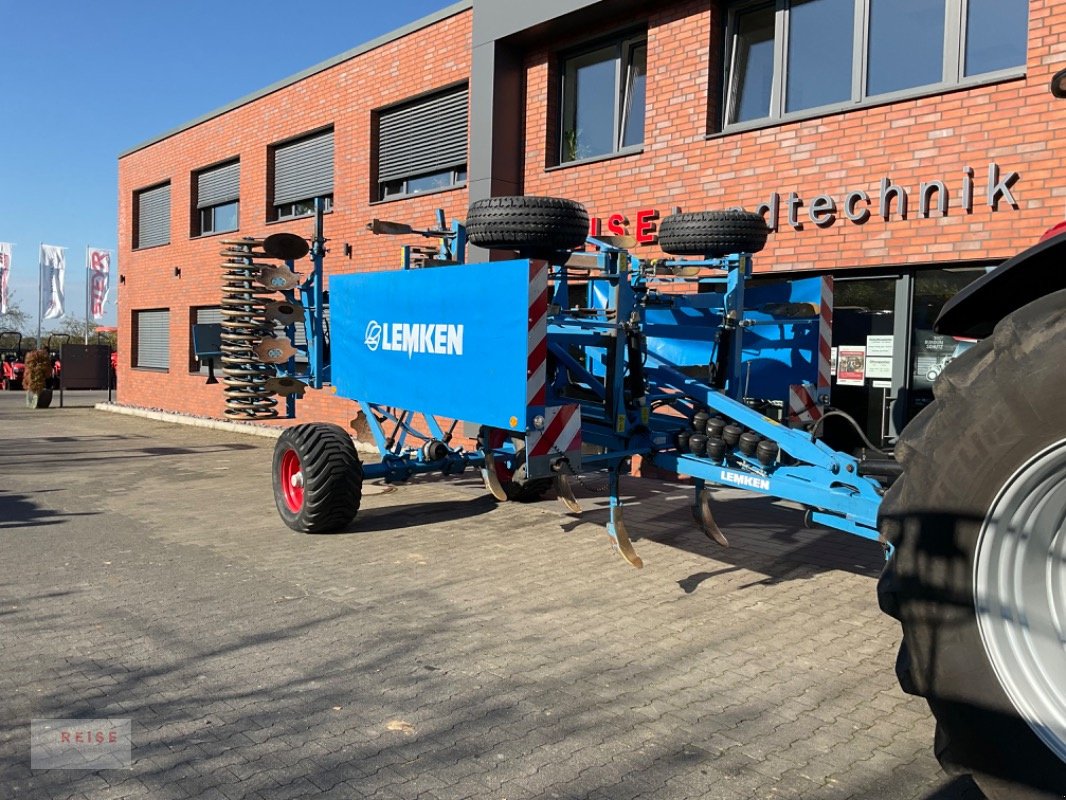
(197, 162), (240, 209)
(273, 130), (334, 206)
(136, 184), (170, 249)
(136, 310), (170, 369)
(195, 307), (224, 326)
(378, 87), (468, 182)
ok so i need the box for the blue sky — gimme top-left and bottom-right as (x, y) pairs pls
(0, 0), (452, 332)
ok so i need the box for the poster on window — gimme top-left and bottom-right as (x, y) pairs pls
(87, 248), (112, 321)
(912, 331), (976, 389)
(836, 346), (866, 386)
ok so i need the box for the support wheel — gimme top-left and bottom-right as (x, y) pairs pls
(466, 196), (589, 256)
(658, 210), (769, 257)
(878, 289), (1066, 799)
(273, 423), (363, 533)
(482, 428), (552, 503)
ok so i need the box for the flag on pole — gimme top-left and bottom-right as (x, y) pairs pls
(41, 244), (66, 320)
(87, 248), (112, 321)
(0, 243), (11, 315)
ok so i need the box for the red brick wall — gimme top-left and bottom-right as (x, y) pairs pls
(523, 0), (1064, 272)
(117, 10), (473, 427)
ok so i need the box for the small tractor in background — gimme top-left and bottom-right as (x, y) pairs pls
(198, 67), (1066, 800)
(1, 331), (25, 390)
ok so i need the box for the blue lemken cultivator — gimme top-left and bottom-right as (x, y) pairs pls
(213, 197), (888, 567)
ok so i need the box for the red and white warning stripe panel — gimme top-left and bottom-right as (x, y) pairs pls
(818, 276), (833, 396)
(526, 403), (582, 479)
(787, 383), (824, 430)
(526, 261), (549, 415)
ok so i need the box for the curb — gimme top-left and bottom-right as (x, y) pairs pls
(93, 402), (381, 454)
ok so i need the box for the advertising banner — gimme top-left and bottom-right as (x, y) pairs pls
(87, 249), (111, 321)
(0, 243), (10, 314)
(41, 244), (66, 320)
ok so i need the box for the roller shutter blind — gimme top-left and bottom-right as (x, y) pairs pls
(193, 307), (223, 372)
(135, 310), (170, 369)
(273, 130), (333, 206)
(378, 86), (468, 182)
(136, 183), (170, 249)
(196, 162), (240, 209)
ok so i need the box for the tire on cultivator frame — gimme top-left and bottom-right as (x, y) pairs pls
(878, 288), (1066, 799)
(273, 423), (363, 533)
(466, 196), (589, 255)
(658, 210), (770, 257)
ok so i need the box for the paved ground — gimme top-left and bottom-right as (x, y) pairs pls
(0, 393), (984, 799)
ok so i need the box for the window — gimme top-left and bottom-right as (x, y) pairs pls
(134, 309), (169, 370)
(723, 0), (1028, 128)
(271, 128), (333, 220)
(560, 32), (647, 163)
(375, 85), (468, 201)
(134, 182), (170, 249)
(194, 160), (239, 236)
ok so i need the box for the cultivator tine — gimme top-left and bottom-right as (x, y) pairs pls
(693, 488), (730, 547)
(607, 506), (644, 569)
(481, 451), (509, 502)
(553, 474), (582, 515)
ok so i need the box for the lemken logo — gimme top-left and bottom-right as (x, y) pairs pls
(364, 320), (464, 358)
(719, 470), (770, 492)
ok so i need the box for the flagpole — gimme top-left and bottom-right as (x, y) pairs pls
(85, 245), (90, 344)
(36, 242), (42, 345)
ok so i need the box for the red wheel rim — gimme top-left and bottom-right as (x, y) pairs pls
(280, 448), (304, 512)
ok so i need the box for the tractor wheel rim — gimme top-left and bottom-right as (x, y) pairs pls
(975, 437), (1066, 764)
(280, 449), (304, 513)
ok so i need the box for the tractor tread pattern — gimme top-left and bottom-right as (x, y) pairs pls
(274, 423), (363, 533)
(658, 210), (770, 257)
(466, 196), (589, 253)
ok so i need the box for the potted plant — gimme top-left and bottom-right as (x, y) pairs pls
(24, 348), (53, 408)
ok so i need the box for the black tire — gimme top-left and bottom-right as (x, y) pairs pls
(658, 210), (769, 257)
(878, 289), (1066, 799)
(273, 423), (363, 533)
(466, 196), (589, 254)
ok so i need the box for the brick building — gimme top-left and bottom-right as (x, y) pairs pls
(117, 0), (1061, 446)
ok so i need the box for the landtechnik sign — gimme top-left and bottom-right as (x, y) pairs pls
(590, 162), (1020, 243)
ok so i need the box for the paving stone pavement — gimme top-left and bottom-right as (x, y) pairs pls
(0, 395), (986, 799)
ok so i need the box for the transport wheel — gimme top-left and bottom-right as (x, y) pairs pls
(658, 210), (769, 257)
(878, 289), (1066, 799)
(272, 423), (363, 533)
(466, 196), (589, 254)
(482, 428), (552, 503)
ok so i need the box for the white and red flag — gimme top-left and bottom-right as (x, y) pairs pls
(0, 243), (11, 315)
(41, 244), (66, 320)
(87, 248), (112, 321)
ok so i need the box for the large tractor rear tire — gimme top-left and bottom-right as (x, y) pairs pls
(273, 423), (363, 533)
(466, 196), (589, 255)
(658, 210), (770, 257)
(878, 289), (1066, 799)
